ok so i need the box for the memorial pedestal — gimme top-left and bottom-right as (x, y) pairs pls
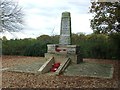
(45, 44), (83, 64)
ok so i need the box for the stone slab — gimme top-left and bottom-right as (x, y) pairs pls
(55, 58), (71, 75)
(6, 60), (46, 74)
(64, 62), (114, 78)
(38, 57), (54, 74)
(5, 58), (113, 78)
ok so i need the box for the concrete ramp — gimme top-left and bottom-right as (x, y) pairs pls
(38, 57), (71, 75)
(38, 57), (54, 74)
(55, 58), (71, 75)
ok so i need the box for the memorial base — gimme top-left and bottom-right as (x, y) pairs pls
(45, 44), (83, 64)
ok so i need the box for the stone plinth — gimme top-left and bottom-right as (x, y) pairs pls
(45, 44), (83, 64)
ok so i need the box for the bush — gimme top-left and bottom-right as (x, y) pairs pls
(24, 42), (47, 57)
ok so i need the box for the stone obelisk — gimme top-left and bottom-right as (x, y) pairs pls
(45, 11), (83, 64)
(59, 12), (71, 45)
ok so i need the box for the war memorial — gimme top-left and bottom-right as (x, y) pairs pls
(6, 12), (113, 78)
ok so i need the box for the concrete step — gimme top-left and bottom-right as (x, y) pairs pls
(55, 58), (71, 75)
(38, 57), (54, 74)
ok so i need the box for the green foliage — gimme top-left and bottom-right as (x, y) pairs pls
(90, 2), (120, 33)
(2, 38), (35, 55)
(37, 34), (59, 44)
(51, 35), (59, 44)
(80, 34), (109, 58)
(37, 35), (52, 43)
(2, 36), (7, 41)
(2, 34), (120, 59)
(90, 2), (120, 59)
(108, 33), (120, 59)
(24, 42), (47, 57)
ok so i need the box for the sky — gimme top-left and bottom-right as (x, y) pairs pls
(1, 0), (94, 39)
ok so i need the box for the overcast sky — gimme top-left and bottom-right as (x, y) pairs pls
(1, 0), (94, 39)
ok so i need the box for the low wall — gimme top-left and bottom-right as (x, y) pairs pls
(55, 58), (71, 75)
(38, 57), (54, 74)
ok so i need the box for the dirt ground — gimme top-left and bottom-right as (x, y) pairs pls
(1, 55), (120, 89)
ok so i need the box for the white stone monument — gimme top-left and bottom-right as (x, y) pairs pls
(59, 12), (71, 45)
(45, 12), (83, 64)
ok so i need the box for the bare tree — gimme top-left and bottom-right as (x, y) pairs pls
(0, 0), (24, 33)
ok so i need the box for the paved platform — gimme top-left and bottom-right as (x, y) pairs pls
(64, 62), (113, 78)
(7, 60), (46, 74)
(6, 59), (113, 78)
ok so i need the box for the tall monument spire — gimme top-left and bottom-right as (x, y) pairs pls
(59, 12), (71, 45)
(45, 11), (83, 65)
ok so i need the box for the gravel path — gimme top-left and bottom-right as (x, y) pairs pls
(2, 56), (120, 88)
